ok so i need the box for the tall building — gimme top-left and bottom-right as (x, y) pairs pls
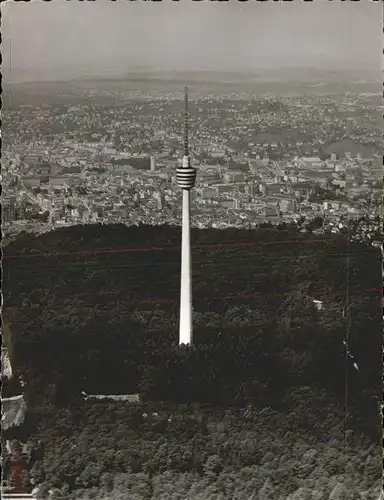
(150, 156), (156, 172)
(234, 198), (241, 210)
(154, 190), (164, 211)
(176, 87), (197, 345)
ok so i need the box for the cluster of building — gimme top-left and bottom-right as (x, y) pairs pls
(2, 90), (382, 242)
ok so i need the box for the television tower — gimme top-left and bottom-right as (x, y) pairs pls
(176, 86), (197, 345)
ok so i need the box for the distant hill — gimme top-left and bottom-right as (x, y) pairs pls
(5, 67), (380, 86)
(2, 68), (380, 108)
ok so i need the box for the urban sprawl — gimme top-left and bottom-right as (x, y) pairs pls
(3, 89), (382, 243)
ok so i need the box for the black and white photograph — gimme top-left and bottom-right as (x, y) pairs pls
(1, 1), (383, 499)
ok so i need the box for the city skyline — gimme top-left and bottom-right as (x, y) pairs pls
(2, 0), (381, 84)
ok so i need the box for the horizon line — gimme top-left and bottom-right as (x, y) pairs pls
(2, 66), (381, 86)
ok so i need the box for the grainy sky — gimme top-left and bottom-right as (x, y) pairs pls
(1, 0), (382, 82)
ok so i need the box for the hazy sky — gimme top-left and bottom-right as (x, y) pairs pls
(2, 0), (382, 82)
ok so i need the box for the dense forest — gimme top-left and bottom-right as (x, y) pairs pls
(2, 223), (382, 499)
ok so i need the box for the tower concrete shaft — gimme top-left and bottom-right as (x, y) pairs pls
(176, 86), (196, 345)
(179, 188), (192, 345)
